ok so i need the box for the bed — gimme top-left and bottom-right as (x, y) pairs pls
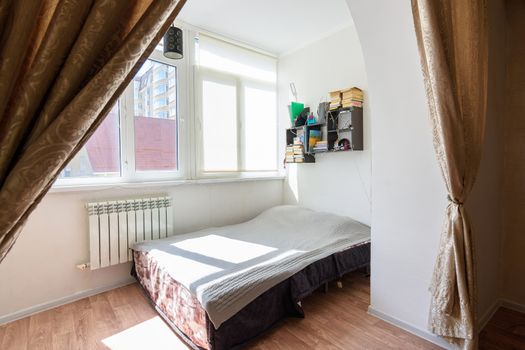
(131, 205), (371, 350)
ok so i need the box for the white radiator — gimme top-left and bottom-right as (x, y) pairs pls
(86, 196), (173, 270)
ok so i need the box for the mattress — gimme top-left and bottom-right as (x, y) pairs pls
(131, 205), (371, 349)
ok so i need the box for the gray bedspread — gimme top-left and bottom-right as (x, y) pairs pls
(132, 205), (371, 329)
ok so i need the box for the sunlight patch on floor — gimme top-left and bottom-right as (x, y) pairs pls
(102, 316), (188, 350)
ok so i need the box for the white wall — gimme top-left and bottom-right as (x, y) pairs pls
(345, 1), (450, 347)
(278, 26), (371, 226)
(346, 0), (502, 346)
(0, 179), (283, 322)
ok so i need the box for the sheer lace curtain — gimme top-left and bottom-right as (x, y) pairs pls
(411, 0), (488, 349)
(0, 0), (186, 263)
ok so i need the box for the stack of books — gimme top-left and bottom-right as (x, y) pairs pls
(341, 87), (364, 108)
(293, 138), (305, 163)
(312, 140), (328, 153)
(285, 145), (295, 163)
(329, 90), (341, 110)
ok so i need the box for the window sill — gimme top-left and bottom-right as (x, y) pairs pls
(49, 173), (285, 194)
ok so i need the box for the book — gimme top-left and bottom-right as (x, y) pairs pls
(308, 130), (322, 149)
(329, 102), (341, 110)
(341, 97), (363, 104)
(341, 92), (364, 99)
(341, 88), (363, 102)
(342, 101), (363, 108)
(341, 87), (363, 95)
(329, 90), (341, 99)
(313, 140), (328, 151)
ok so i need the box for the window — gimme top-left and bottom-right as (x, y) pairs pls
(195, 34), (278, 175)
(153, 97), (168, 108)
(153, 68), (168, 81)
(60, 103), (121, 179)
(154, 85), (167, 95)
(132, 60), (178, 172)
(201, 74), (238, 171)
(58, 51), (182, 184)
(243, 84), (277, 171)
(55, 29), (279, 188)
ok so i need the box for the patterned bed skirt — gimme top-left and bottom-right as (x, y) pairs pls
(132, 241), (371, 350)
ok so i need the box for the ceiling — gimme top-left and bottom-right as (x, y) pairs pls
(178, 0), (354, 56)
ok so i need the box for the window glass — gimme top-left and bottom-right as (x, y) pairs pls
(154, 85), (167, 95)
(154, 68), (168, 81)
(202, 78), (238, 171)
(153, 97), (168, 108)
(197, 34), (277, 174)
(60, 103), (120, 178)
(133, 59), (178, 171)
(244, 86), (277, 171)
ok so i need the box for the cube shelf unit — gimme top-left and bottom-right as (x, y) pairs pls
(285, 107), (363, 164)
(326, 107), (363, 151)
(286, 125), (318, 163)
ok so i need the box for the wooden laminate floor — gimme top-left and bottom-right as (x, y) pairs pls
(480, 307), (525, 350)
(0, 271), (516, 350)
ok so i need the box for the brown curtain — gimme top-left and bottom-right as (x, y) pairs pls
(0, 0), (186, 263)
(411, 1), (488, 349)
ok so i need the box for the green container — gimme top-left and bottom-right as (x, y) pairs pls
(289, 102), (304, 124)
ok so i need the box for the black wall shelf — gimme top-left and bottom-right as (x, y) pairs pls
(285, 107), (363, 164)
(326, 107), (363, 151)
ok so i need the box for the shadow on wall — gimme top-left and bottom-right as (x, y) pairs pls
(501, 0), (525, 305)
(284, 150), (371, 225)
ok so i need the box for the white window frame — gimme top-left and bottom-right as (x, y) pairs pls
(239, 77), (279, 173)
(53, 25), (281, 190)
(120, 49), (188, 182)
(194, 35), (279, 179)
(195, 67), (240, 178)
(54, 34), (190, 188)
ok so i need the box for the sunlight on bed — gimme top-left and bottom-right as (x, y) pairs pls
(150, 249), (225, 285)
(172, 234), (277, 264)
(102, 316), (188, 350)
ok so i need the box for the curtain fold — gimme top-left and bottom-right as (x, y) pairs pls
(411, 0), (488, 349)
(0, 0), (186, 263)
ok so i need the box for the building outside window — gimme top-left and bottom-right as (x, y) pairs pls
(55, 28), (279, 187)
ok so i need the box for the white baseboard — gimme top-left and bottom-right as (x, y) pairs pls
(500, 298), (525, 314)
(367, 306), (454, 349)
(368, 298), (525, 350)
(0, 277), (135, 326)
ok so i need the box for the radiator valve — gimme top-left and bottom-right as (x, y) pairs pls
(76, 263), (91, 270)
